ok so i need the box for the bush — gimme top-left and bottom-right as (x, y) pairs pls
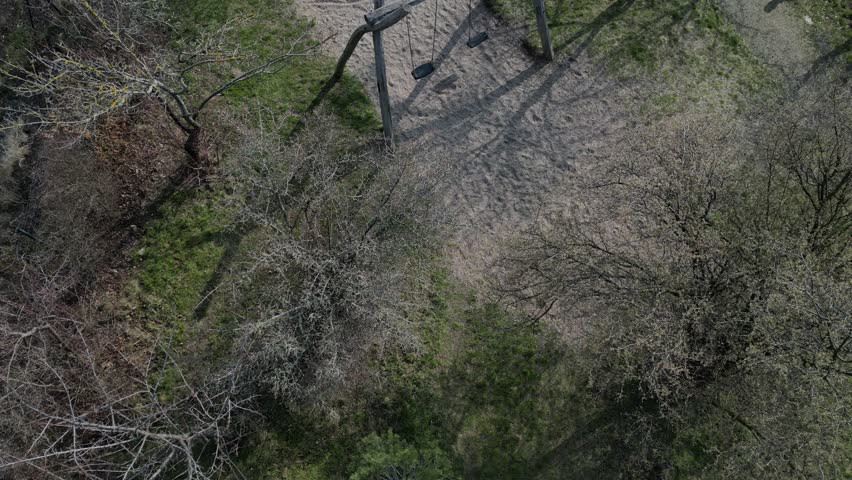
(225, 112), (452, 409)
(498, 81), (852, 477)
(350, 430), (456, 480)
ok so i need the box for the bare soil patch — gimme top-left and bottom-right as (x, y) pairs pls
(718, 0), (819, 79)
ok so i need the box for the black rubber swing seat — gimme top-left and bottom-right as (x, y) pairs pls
(411, 62), (436, 80)
(467, 31), (489, 48)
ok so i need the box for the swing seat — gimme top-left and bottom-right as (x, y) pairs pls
(467, 31), (489, 48)
(411, 62), (436, 80)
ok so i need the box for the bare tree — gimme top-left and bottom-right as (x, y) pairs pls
(497, 82), (852, 477)
(222, 111), (452, 409)
(0, 261), (252, 478)
(1, 0), (321, 168)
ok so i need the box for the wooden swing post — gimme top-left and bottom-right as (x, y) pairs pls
(313, 0), (554, 143)
(373, 0), (395, 143)
(532, 0), (554, 61)
(309, 1), (418, 143)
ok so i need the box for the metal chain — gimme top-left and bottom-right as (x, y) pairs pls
(431, 0), (439, 62)
(406, 15), (415, 69)
(468, 0), (473, 43)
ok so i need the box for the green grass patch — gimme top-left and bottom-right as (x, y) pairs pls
(363, 268), (732, 479)
(227, 265), (729, 479)
(794, 0), (852, 68)
(487, 0), (744, 69)
(235, 429), (334, 480)
(349, 430), (456, 480)
(112, 258), (723, 478)
(169, 0), (380, 134)
(127, 188), (230, 344)
(486, 0), (774, 110)
(121, 0), (381, 352)
(0, 3), (37, 65)
(2, 23), (33, 65)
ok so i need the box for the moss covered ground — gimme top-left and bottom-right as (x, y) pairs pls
(487, 0), (776, 113)
(794, 0), (852, 68)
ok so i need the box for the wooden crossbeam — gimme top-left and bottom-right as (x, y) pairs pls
(309, 5), (414, 115)
(365, 0), (426, 25)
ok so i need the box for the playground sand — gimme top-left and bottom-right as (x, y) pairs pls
(297, 0), (637, 282)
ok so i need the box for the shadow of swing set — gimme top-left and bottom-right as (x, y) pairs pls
(312, 0), (555, 143)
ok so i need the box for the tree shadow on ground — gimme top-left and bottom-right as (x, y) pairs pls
(802, 37), (852, 82)
(528, 401), (644, 479)
(550, 0), (638, 56)
(549, 0), (701, 62)
(398, 5), (478, 113)
(397, 58), (549, 142)
(396, 0), (702, 146)
(191, 227), (250, 322)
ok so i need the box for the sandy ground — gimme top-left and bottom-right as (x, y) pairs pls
(718, 0), (819, 80)
(296, 0), (822, 281)
(297, 1), (638, 276)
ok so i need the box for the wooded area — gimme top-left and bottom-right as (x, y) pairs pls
(1, 0), (849, 478)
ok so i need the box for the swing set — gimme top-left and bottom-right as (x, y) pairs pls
(316, 0), (555, 142)
(404, 0), (490, 80)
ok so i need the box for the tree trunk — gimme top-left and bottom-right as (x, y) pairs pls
(183, 127), (209, 169)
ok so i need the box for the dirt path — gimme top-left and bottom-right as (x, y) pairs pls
(718, 0), (819, 80)
(298, 1), (637, 271)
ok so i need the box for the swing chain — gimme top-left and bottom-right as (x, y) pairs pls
(407, 0), (439, 67)
(405, 14), (416, 70)
(431, 0), (439, 62)
(468, 0), (473, 43)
